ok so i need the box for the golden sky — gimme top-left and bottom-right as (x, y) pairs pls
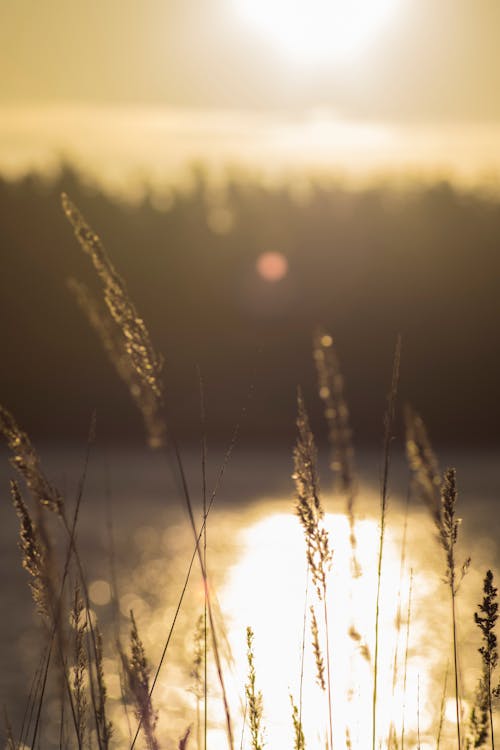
(2, 1), (500, 188)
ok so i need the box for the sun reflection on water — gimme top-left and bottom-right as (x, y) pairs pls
(96, 491), (492, 750)
(221, 510), (428, 749)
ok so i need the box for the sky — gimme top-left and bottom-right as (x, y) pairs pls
(2, 0), (500, 189)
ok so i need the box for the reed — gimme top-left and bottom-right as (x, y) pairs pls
(70, 585), (88, 750)
(5, 200), (500, 750)
(123, 611), (158, 750)
(474, 569), (499, 749)
(63, 194), (234, 750)
(293, 389), (333, 750)
(439, 468), (470, 750)
(290, 694), (306, 750)
(245, 627), (264, 750)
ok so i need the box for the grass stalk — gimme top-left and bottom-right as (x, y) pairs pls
(372, 335), (402, 750)
(245, 627), (264, 750)
(198, 367), (209, 750)
(439, 468), (469, 750)
(401, 570), (413, 750)
(436, 662), (449, 750)
(293, 390), (333, 750)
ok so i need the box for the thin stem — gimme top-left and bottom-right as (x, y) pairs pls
(489, 662), (495, 750)
(198, 368), (208, 750)
(401, 570), (413, 750)
(451, 589), (461, 750)
(372, 336), (402, 750)
(323, 591), (334, 750)
(299, 563), (310, 726)
(417, 674), (421, 750)
(436, 662), (449, 750)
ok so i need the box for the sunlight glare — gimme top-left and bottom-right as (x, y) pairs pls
(237, 0), (401, 65)
(221, 510), (429, 749)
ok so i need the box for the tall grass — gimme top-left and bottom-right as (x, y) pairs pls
(1, 198), (498, 750)
(372, 336), (401, 750)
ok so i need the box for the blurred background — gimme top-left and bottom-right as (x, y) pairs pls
(0, 0), (499, 447)
(2, 1), (500, 449)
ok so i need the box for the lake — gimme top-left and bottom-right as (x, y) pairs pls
(1, 445), (499, 749)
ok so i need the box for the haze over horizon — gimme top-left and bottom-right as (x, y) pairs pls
(2, 1), (500, 192)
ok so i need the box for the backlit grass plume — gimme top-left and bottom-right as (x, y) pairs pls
(124, 611), (158, 750)
(64, 196), (233, 750)
(439, 467), (470, 750)
(67, 277), (166, 449)
(62, 194), (165, 448)
(94, 624), (113, 750)
(0, 405), (62, 515)
(310, 606), (326, 692)
(293, 389), (333, 600)
(11, 479), (50, 618)
(290, 695), (306, 750)
(473, 569), (499, 748)
(71, 584), (88, 749)
(293, 389), (333, 750)
(245, 627), (264, 750)
(189, 614), (205, 750)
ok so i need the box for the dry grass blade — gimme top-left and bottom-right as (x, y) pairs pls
(439, 467), (468, 750)
(293, 389), (333, 750)
(0, 405), (62, 515)
(64, 197), (232, 750)
(310, 607), (326, 692)
(439, 468), (470, 593)
(290, 695), (306, 750)
(93, 624), (113, 750)
(67, 278), (166, 449)
(293, 389), (332, 600)
(474, 569), (499, 749)
(62, 193), (164, 444)
(11, 480), (51, 619)
(123, 612), (159, 750)
(71, 585), (88, 750)
(9, 416), (97, 750)
(245, 628), (264, 750)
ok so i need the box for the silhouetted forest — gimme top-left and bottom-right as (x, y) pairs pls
(1, 167), (499, 447)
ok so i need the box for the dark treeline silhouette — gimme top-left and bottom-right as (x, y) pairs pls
(1, 166), (500, 448)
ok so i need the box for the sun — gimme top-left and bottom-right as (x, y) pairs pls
(236, 0), (401, 65)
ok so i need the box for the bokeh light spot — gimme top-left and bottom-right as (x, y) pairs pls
(256, 251), (288, 282)
(89, 579), (111, 606)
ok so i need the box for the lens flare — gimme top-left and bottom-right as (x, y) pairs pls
(256, 251), (288, 282)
